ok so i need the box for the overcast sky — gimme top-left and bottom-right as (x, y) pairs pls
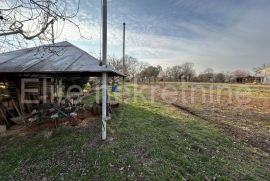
(59, 0), (270, 72)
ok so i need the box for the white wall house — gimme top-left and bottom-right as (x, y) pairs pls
(257, 67), (270, 84)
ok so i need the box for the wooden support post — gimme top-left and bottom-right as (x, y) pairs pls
(0, 107), (8, 125)
(11, 99), (22, 117)
(16, 83), (25, 116)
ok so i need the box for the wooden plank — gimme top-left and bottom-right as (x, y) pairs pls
(0, 106), (8, 125)
(10, 114), (31, 124)
(15, 81), (26, 116)
(11, 99), (22, 117)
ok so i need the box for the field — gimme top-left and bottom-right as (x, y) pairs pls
(139, 82), (270, 153)
(0, 84), (270, 180)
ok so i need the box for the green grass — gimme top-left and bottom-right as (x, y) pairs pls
(0, 85), (269, 180)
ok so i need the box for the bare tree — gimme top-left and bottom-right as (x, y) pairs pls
(109, 55), (147, 81)
(162, 67), (174, 81)
(125, 56), (140, 80)
(229, 70), (250, 82)
(231, 70), (250, 78)
(138, 61), (149, 72)
(170, 66), (183, 81)
(108, 56), (123, 72)
(181, 62), (195, 81)
(204, 68), (214, 75)
(0, 0), (81, 51)
(163, 63), (195, 82)
(203, 68), (215, 82)
(139, 65), (162, 83)
(213, 73), (225, 83)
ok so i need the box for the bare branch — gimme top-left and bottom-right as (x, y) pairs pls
(0, 0), (82, 51)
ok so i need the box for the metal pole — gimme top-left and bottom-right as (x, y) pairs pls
(101, 0), (107, 140)
(123, 23), (126, 74)
(52, 20), (55, 44)
(122, 23), (126, 105)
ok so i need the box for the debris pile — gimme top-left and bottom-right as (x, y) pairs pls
(26, 102), (86, 125)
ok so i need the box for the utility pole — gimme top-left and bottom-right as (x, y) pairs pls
(52, 20), (55, 44)
(101, 0), (107, 140)
(122, 23), (126, 105)
(123, 22), (126, 75)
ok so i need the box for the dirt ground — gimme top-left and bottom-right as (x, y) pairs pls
(2, 109), (99, 137)
(140, 83), (270, 153)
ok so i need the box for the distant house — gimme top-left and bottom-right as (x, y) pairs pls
(256, 66), (270, 84)
(236, 76), (262, 84)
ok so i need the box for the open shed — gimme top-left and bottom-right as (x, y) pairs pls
(0, 41), (123, 133)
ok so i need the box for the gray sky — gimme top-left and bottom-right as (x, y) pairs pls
(6, 0), (270, 73)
